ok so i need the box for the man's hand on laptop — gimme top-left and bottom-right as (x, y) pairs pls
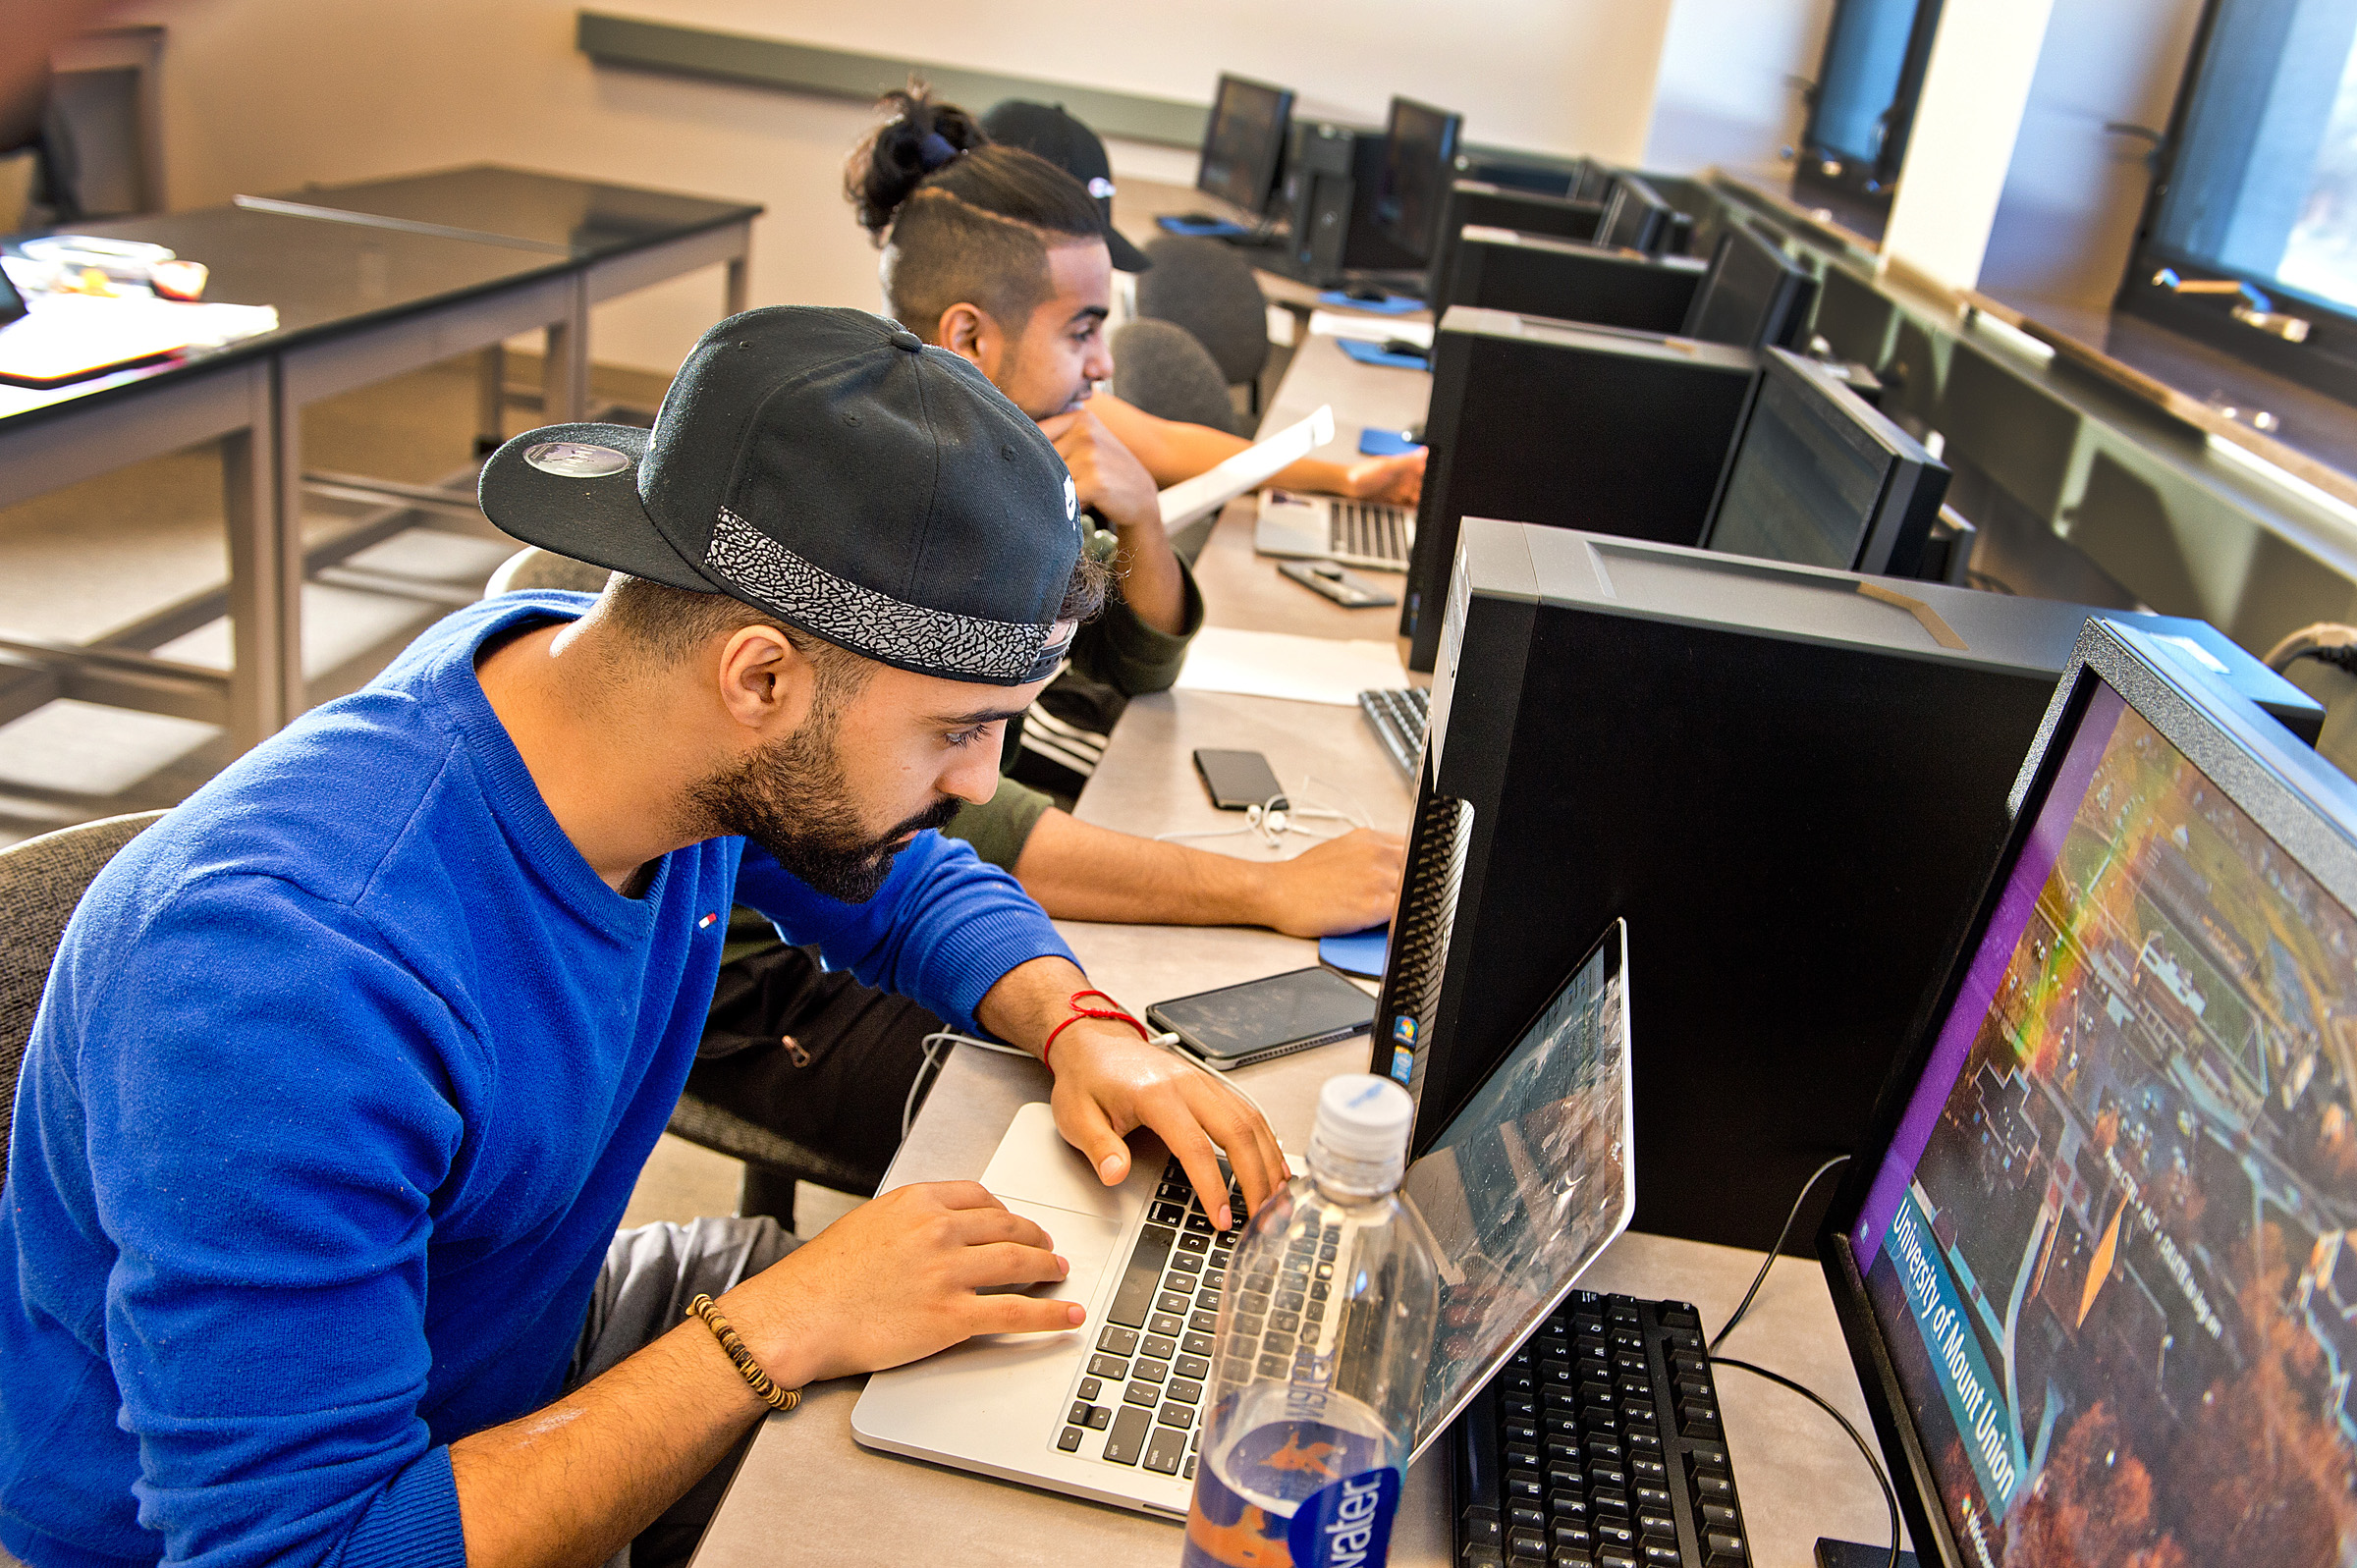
(1343, 450), (1424, 507)
(978, 955), (1290, 1228)
(718, 1181), (1080, 1386)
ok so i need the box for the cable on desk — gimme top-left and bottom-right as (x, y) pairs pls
(1709, 1154), (1849, 1354)
(1708, 1355), (1900, 1568)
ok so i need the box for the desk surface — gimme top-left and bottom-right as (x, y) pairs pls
(693, 300), (1901, 1568)
(250, 163), (762, 259)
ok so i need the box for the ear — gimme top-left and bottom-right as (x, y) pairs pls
(937, 302), (993, 369)
(713, 623), (820, 739)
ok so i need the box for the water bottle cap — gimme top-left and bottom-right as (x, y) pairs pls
(1309, 1074), (1414, 1190)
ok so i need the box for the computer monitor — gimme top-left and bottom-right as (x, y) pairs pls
(1373, 96), (1464, 265)
(1821, 615), (2357, 1567)
(1598, 176), (1675, 255)
(1440, 228), (1705, 333)
(1572, 164), (1617, 205)
(1195, 74), (1294, 218)
(1375, 522), (2325, 1255)
(1424, 181), (1607, 309)
(1701, 347), (1946, 577)
(1679, 221), (1817, 350)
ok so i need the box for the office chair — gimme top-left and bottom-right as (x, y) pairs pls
(0, 811), (166, 1188)
(483, 546), (868, 1226)
(2266, 622), (2357, 782)
(1111, 319), (1248, 436)
(1135, 235), (1270, 412)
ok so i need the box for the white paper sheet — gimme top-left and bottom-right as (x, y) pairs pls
(1175, 625), (1409, 706)
(1307, 310), (1434, 351)
(1157, 405), (1336, 529)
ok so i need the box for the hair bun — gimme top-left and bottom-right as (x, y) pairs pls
(848, 84), (988, 240)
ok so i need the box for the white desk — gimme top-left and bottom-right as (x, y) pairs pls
(692, 308), (1901, 1568)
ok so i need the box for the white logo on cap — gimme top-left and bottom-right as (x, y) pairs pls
(523, 441), (633, 478)
(1064, 477), (1078, 522)
(1088, 177), (1117, 199)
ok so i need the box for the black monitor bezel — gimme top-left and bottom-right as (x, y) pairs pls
(1374, 95), (1465, 264)
(1195, 73), (1295, 218)
(1700, 346), (1945, 576)
(1599, 177), (1672, 255)
(1814, 617), (2357, 1568)
(1679, 221), (1812, 350)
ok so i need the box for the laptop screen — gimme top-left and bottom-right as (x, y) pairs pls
(1847, 671), (2357, 1562)
(1403, 918), (1634, 1450)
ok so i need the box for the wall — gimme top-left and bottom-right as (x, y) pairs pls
(126, 0), (1678, 372)
(1976, 0), (2206, 308)
(1640, 0), (1833, 177)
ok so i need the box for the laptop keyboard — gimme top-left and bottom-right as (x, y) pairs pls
(1330, 500), (1412, 567)
(1456, 1292), (1751, 1568)
(1358, 685), (1431, 779)
(1055, 1156), (1242, 1479)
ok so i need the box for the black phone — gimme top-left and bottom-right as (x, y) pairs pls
(1146, 966), (1377, 1069)
(1192, 748), (1287, 812)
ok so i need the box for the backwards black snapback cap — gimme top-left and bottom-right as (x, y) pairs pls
(980, 100), (1151, 273)
(479, 306), (1083, 685)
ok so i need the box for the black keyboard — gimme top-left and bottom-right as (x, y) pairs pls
(1359, 686), (1430, 778)
(1054, 1157), (1241, 1478)
(1453, 1291), (1751, 1568)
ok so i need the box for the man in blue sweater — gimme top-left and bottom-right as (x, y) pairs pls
(0, 307), (1287, 1568)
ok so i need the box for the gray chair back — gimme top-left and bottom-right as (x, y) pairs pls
(0, 811), (166, 1184)
(1112, 320), (1248, 436)
(486, 546), (612, 597)
(1135, 236), (1270, 393)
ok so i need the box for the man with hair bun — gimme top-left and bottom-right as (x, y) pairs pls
(678, 89), (1407, 1208)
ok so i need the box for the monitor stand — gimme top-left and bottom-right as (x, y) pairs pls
(1816, 1540), (1918, 1568)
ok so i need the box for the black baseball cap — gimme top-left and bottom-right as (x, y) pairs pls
(478, 305), (1084, 685)
(981, 100), (1152, 274)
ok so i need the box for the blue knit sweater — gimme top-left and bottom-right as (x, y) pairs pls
(0, 593), (1070, 1568)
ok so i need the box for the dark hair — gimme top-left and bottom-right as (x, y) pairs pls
(846, 85), (1105, 339)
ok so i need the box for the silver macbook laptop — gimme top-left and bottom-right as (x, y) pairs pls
(851, 919), (1634, 1519)
(1255, 489), (1415, 571)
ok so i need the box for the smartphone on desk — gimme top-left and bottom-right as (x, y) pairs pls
(1193, 748), (1287, 811)
(1147, 967), (1377, 1070)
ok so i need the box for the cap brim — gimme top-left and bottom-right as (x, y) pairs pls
(476, 423), (715, 595)
(1105, 223), (1152, 274)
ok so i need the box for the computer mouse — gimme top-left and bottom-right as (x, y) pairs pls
(1382, 339), (1427, 358)
(1344, 286), (1389, 303)
(1312, 562), (1344, 580)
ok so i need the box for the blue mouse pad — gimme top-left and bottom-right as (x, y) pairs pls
(1358, 427), (1422, 457)
(1317, 289), (1421, 315)
(1159, 215), (1250, 239)
(1319, 925), (1391, 979)
(1337, 339), (1430, 371)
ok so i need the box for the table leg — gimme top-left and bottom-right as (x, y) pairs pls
(542, 277), (589, 423)
(475, 343), (507, 456)
(225, 366), (296, 751)
(725, 252), (749, 318)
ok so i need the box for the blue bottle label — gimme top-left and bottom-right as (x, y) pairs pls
(1287, 1468), (1401, 1568)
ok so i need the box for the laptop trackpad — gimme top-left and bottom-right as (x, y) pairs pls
(980, 1101), (1140, 1221)
(974, 1197), (1123, 1315)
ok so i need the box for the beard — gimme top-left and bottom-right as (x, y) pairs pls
(686, 703), (960, 903)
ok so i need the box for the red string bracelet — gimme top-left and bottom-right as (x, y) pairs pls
(1042, 988), (1150, 1068)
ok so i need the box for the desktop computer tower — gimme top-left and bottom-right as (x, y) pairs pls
(1269, 119), (1422, 285)
(1426, 182), (1606, 304)
(1373, 519), (2324, 1255)
(1443, 228), (1707, 332)
(1400, 306), (1759, 671)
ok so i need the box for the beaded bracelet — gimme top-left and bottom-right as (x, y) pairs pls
(1041, 988), (1150, 1067)
(685, 1293), (799, 1413)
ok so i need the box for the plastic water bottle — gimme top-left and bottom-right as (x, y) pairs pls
(1183, 1074), (1440, 1568)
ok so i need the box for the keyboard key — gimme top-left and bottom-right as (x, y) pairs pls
(1133, 1358), (1169, 1384)
(1552, 1522), (1595, 1552)
(1686, 1441), (1729, 1471)
(1462, 1508), (1502, 1544)
(1703, 1530), (1747, 1564)
(1170, 1251), (1202, 1273)
(1507, 1476), (1543, 1501)
(1108, 1226), (1177, 1328)
(1548, 1491), (1589, 1521)
(1150, 1202), (1185, 1226)
(1078, 1378), (1101, 1401)
(1102, 1406), (1152, 1465)
(1698, 1502), (1737, 1529)
(1085, 1405), (1112, 1430)
(1508, 1528), (1546, 1556)
(1277, 1290), (1306, 1314)
(1638, 1511), (1674, 1538)
(1069, 1400), (1094, 1426)
(1181, 1331), (1215, 1357)
(1098, 1327), (1139, 1356)
(1598, 1551), (1638, 1568)
(1592, 1518), (1636, 1549)
(1175, 1354), (1210, 1379)
(1509, 1505), (1545, 1531)
(1640, 1543), (1680, 1567)
(1269, 1311), (1299, 1334)
(1124, 1382), (1159, 1408)
(1177, 1231), (1209, 1254)
(1191, 1310), (1221, 1333)
(1165, 1271), (1197, 1294)
(1461, 1551), (1505, 1568)
(1550, 1550), (1593, 1568)
(1059, 1426), (1083, 1452)
(1168, 1378), (1203, 1404)
(1688, 1472), (1733, 1503)
(1184, 1455), (1197, 1480)
(1149, 1312), (1185, 1337)
(1157, 1291), (1191, 1316)
(1505, 1443), (1540, 1469)
(1258, 1354), (1289, 1379)
(1142, 1333), (1178, 1361)
(1183, 1211), (1213, 1234)
(1088, 1353), (1129, 1380)
(1196, 1289), (1224, 1313)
